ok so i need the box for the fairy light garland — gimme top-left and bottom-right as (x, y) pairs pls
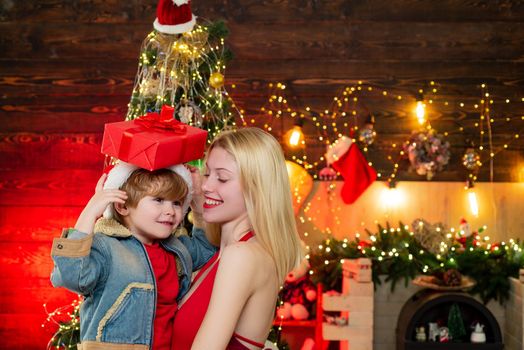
(42, 297), (82, 349)
(311, 223), (512, 261)
(306, 220), (524, 305)
(257, 81), (522, 178)
(250, 81), (524, 230)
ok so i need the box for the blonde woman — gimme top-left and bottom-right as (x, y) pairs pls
(172, 127), (303, 349)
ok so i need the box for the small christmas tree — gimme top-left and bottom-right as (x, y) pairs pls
(45, 298), (82, 350)
(126, 0), (237, 141)
(447, 303), (466, 341)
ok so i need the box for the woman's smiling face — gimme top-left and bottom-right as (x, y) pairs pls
(201, 146), (247, 224)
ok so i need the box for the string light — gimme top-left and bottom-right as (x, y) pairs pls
(43, 297), (82, 349)
(259, 81), (522, 179)
(465, 179), (479, 217)
(380, 180), (404, 208)
(253, 81), (523, 232)
(285, 122), (305, 147)
(127, 23), (244, 139)
(415, 91), (427, 125)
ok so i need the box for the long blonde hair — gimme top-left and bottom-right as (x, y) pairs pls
(205, 127), (302, 283)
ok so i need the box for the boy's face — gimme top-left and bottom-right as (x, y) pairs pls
(124, 195), (183, 244)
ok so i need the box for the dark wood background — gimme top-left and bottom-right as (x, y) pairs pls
(1, 1), (523, 348)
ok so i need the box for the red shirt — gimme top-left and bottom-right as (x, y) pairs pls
(145, 242), (180, 350)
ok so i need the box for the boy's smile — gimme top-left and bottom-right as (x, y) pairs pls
(158, 220), (175, 226)
(123, 195), (183, 244)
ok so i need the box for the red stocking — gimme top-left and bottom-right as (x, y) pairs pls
(332, 144), (377, 204)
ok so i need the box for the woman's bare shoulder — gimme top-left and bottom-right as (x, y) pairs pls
(220, 241), (276, 282)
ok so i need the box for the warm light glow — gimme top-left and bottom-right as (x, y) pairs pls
(285, 160), (313, 214)
(415, 101), (426, 125)
(381, 186), (404, 208)
(468, 189), (479, 217)
(285, 125), (304, 147)
(289, 129), (301, 146)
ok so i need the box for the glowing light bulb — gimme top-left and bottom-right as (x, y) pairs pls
(289, 127), (302, 146)
(381, 182), (404, 208)
(285, 122), (305, 148)
(415, 101), (426, 125)
(468, 191), (479, 217)
(465, 180), (479, 217)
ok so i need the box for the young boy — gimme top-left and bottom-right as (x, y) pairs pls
(50, 161), (215, 350)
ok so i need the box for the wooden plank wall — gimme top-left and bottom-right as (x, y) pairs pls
(0, 1), (523, 348)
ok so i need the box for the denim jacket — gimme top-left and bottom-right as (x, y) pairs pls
(50, 218), (216, 350)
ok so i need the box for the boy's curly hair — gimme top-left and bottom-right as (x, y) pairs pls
(113, 168), (188, 225)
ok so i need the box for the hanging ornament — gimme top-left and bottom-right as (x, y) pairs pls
(358, 114), (376, 145)
(178, 104), (194, 124)
(328, 142), (377, 204)
(176, 100), (203, 126)
(358, 128), (376, 146)
(404, 128), (450, 180)
(326, 144), (377, 204)
(209, 72), (225, 89)
(140, 77), (161, 98)
(462, 147), (481, 171)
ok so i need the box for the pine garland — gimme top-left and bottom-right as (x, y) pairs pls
(309, 222), (524, 305)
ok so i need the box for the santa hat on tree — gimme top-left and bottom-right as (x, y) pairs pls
(327, 137), (377, 204)
(102, 161), (193, 219)
(154, 0), (197, 34)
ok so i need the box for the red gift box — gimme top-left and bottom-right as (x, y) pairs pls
(101, 106), (208, 170)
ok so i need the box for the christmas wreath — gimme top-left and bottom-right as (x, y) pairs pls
(404, 128), (450, 180)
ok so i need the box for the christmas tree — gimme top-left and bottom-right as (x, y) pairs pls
(125, 0), (237, 141)
(448, 303), (467, 341)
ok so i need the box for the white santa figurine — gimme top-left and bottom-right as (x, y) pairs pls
(457, 218), (477, 248)
(459, 218), (472, 238)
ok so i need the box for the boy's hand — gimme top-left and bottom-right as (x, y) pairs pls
(74, 174), (128, 234)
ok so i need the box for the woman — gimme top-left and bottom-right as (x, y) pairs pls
(172, 127), (303, 349)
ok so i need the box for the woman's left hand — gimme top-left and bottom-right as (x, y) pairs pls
(186, 164), (205, 216)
